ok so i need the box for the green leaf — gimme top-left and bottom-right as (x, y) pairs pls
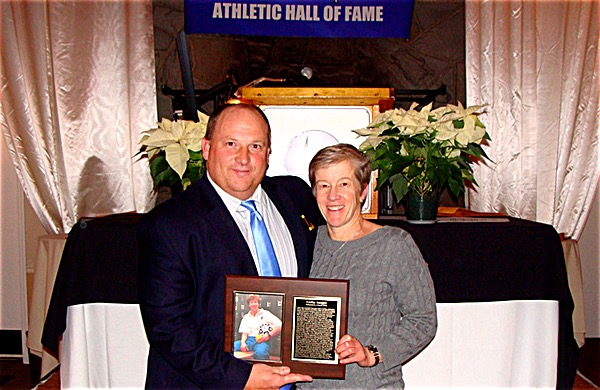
(188, 149), (204, 160)
(375, 167), (394, 190)
(448, 177), (464, 197)
(390, 173), (409, 202)
(153, 168), (179, 189)
(185, 161), (205, 185)
(149, 154), (170, 179)
(474, 117), (487, 129)
(182, 177), (192, 191)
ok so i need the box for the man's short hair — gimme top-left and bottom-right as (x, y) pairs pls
(205, 103), (272, 147)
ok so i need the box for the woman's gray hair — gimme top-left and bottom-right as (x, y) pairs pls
(308, 143), (372, 194)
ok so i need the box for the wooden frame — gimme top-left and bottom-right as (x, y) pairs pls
(224, 275), (349, 379)
(237, 87), (394, 109)
(237, 87), (393, 219)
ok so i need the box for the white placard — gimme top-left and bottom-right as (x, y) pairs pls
(262, 106), (373, 212)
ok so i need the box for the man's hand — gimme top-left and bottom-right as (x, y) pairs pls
(245, 364), (312, 389)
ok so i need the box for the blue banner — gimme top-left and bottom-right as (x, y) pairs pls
(184, 0), (414, 38)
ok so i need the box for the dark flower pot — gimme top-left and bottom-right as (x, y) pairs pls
(405, 192), (439, 224)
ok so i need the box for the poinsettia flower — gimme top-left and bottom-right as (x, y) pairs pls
(354, 101), (491, 201)
(354, 123), (387, 137)
(447, 148), (462, 158)
(358, 135), (386, 151)
(389, 103), (433, 135)
(139, 111), (209, 179)
(373, 108), (399, 124)
(434, 104), (487, 145)
(455, 115), (487, 144)
(434, 122), (459, 142)
(432, 102), (483, 121)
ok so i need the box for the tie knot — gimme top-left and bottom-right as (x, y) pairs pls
(241, 200), (258, 213)
(241, 200), (264, 222)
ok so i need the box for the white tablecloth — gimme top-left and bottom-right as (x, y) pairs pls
(402, 300), (558, 388)
(27, 234), (67, 378)
(62, 303), (149, 389)
(60, 300), (558, 389)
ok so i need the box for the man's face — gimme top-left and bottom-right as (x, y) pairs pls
(202, 106), (270, 200)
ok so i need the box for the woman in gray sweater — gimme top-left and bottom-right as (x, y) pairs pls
(303, 143), (437, 389)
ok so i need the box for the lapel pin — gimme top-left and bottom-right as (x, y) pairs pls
(301, 215), (315, 231)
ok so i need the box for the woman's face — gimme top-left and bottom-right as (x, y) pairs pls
(248, 298), (260, 314)
(313, 160), (367, 230)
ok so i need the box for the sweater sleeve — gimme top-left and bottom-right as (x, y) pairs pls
(374, 229), (438, 370)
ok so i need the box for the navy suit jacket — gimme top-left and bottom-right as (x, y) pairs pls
(137, 175), (323, 389)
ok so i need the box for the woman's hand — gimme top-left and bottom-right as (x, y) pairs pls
(335, 334), (376, 367)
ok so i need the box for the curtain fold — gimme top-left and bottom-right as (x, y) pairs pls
(465, 0), (599, 240)
(0, 0), (157, 234)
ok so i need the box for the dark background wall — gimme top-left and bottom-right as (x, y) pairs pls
(153, 0), (465, 119)
(152, 0), (466, 208)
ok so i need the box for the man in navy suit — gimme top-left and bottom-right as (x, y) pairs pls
(137, 103), (323, 389)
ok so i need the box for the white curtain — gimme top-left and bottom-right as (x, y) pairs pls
(465, 0), (599, 240)
(0, 0), (157, 235)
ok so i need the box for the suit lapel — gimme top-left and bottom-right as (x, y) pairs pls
(262, 180), (310, 278)
(193, 177), (259, 276)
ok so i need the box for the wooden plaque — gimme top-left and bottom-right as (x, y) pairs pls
(224, 275), (349, 379)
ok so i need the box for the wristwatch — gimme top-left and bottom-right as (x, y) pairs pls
(366, 345), (381, 366)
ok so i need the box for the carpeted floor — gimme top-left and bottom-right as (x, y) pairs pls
(0, 375), (13, 387)
(580, 338), (600, 387)
(0, 354), (598, 389)
(0, 356), (58, 390)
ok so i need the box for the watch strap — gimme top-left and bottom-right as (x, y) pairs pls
(366, 344), (380, 366)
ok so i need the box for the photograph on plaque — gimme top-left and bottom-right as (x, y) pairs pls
(224, 275), (349, 379)
(291, 296), (341, 364)
(231, 291), (284, 363)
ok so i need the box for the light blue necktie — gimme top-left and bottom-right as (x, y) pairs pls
(241, 200), (282, 277)
(241, 201), (290, 390)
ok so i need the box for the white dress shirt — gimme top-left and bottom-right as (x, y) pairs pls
(207, 173), (298, 277)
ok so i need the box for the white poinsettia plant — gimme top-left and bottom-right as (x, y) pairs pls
(353, 102), (491, 202)
(138, 111), (209, 192)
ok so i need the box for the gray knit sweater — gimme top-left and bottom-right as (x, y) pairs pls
(300, 225), (437, 389)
